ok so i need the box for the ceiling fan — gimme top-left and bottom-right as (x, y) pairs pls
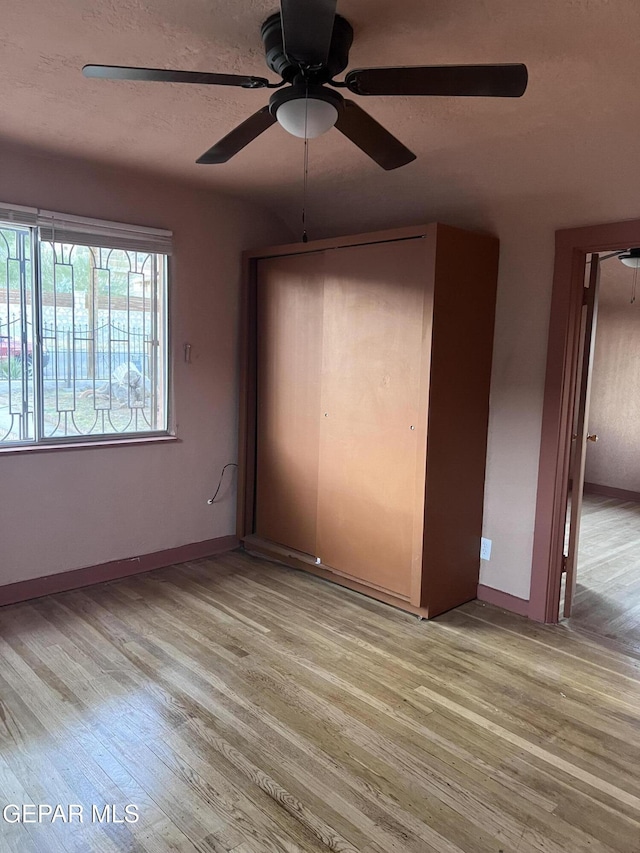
(83, 0), (528, 171)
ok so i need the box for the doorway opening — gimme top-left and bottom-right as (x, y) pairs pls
(531, 217), (640, 638)
(560, 250), (640, 652)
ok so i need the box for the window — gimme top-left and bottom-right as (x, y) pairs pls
(0, 205), (171, 447)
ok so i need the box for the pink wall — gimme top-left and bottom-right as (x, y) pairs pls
(0, 143), (287, 587)
(585, 259), (640, 492)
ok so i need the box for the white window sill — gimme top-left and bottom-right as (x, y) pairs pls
(0, 434), (180, 456)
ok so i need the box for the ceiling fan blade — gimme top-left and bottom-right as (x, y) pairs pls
(280, 0), (337, 67)
(335, 101), (415, 171)
(345, 64), (528, 97)
(196, 106), (276, 164)
(83, 65), (270, 89)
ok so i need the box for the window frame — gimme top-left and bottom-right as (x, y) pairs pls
(0, 204), (173, 451)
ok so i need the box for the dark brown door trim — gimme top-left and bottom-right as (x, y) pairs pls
(530, 218), (640, 622)
(563, 254), (600, 618)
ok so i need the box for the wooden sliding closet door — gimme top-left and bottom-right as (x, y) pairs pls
(316, 239), (428, 597)
(255, 253), (324, 556)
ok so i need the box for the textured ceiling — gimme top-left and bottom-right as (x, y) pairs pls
(3, 0), (640, 234)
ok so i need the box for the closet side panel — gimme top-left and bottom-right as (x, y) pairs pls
(255, 253), (324, 556)
(422, 225), (499, 616)
(316, 238), (427, 598)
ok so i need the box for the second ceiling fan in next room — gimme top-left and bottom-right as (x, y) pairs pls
(83, 0), (529, 170)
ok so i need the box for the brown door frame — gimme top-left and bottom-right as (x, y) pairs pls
(530, 218), (640, 622)
(563, 255), (600, 617)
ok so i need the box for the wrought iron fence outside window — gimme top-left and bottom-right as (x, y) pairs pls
(0, 206), (171, 446)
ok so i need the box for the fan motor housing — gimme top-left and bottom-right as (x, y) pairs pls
(269, 83), (344, 118)
(261, 12), (353, 83)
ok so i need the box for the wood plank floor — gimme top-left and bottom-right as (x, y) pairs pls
(567, 493), (640, 653)
(1, 550), (640, 852)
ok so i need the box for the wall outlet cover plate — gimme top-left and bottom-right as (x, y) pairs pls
(480, 537), (492, 561)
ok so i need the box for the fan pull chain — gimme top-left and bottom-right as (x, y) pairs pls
(632, 265), (638, 304)
(302, 86), (309, 243)
(302, 136), (309, 243)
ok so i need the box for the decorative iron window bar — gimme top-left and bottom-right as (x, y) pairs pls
(0, 206), (171, 447)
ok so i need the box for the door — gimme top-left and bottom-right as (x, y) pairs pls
(254, 252), (324, 556)
(315, 238), (426, 598)
(563, 254), (600, 616)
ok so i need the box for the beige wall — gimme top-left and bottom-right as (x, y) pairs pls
(4, 141), (640, 607)
(585, 260), (640, 492)
(0, 143), (286, 587)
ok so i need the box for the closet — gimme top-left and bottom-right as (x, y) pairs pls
(238, 223), (499, 618)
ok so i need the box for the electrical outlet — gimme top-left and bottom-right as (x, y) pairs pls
(480, 537), (492, 561)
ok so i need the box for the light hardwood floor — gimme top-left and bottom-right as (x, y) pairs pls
(567, 493), (640, 653)
(1, 551), (640, 852)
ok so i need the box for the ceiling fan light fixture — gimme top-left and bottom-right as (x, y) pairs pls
(84, 1), (528, 168)
(619, 249), (640, 268)
(269, 83), (343, 140)
(276, 97), (338, 138)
